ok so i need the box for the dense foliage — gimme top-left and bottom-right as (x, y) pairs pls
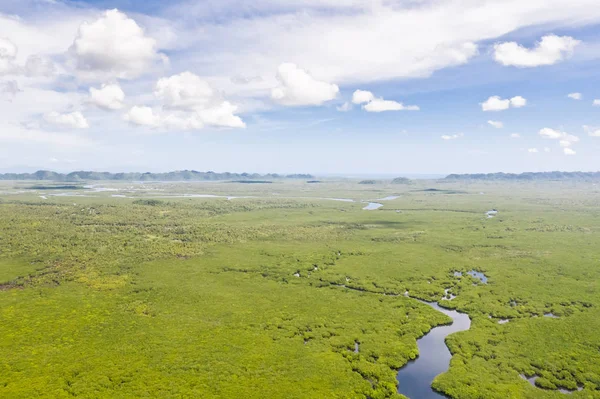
(0, 181), (599, 398)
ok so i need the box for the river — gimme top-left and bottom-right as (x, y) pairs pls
(396, 300), (471, 398)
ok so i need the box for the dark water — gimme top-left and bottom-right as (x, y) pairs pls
(397, 301), (471, 399)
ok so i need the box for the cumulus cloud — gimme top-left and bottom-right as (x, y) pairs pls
(352, 90), (375, 104)
(124, 104), (244, 130)
(510, 133), (521, 138)
(583, 125), (600, 137)
(493, 35), (579, 67)
(567, 92), (582, 100)
(510, 96), (527, 108)
(488, 120), (503, 128)
(271, 63), (339, 106)
(196, 101), (245, 128)
(90, 83), (125, 110)
(564, 148), (576, 155)
(593, 99), (600, 106)
(481, 96), (526, 111)
(351, 89), (418, 112)
(155, 72), (215, 109)
(124, 73), (246, 130)
(441, 133), (464, 140)
(69, 9), (166, 80)
(539, 127), (579, 153)
(151, 71), (245, 129)
(544, 147), (551, 152)
(528, 148), (539, 153)
(123, 106), (161, 127)
(44, 111), (89, 129)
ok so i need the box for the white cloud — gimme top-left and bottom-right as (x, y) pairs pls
(364, 98), (419, 112)
(539, 128), (579, 153)
(44, 111), (89, 129)
(148, 71), (245, 129)
(197, 101), (245, 128)
(124, 102), (245, 131)
(583, 125), (600, 137)
(567, 92), (582, 100)
(539, 128), (578, 142)
(528, 148), (539, 153)
(539, 127), (563, 139)
(24, 55), (56, 77)
(0, 80), (20, 99)
(271, 63), (339, 106)
(593, 99), (600, 106)
(155, 71), (214, 109)
(481, 96), (527, 111)
(69, 9), (166, 80)
(0, 38), (17, 59)
(488, 120), (503, 128)
(481, 96), (510, 111)
(441, 133), (464, 140)
(564, 148), (576, 155)
(89, 83), (125, 110)
(0, 37), (19, 75)
(352, 90), (375, 104)
(352, 89), (418, 112)
(510, 133), (521, 138)
(544, 147), (551, 152)
(336, 102), (352, 112)
(0, 36), (55, 78)
(510, 96), (527, 108)
(493, 35), (580, 67)
(123, 106), (161, 127)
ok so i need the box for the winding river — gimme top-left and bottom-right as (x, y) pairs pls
(396, 300), (471, 398)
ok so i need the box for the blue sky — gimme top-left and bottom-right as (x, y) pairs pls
(1, 0), (600, 175)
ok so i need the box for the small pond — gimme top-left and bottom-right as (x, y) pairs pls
(363, 202), (384, 210)
(454, 270), (488, 284)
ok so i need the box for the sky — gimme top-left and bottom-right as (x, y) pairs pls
(1, 0), (600, 175)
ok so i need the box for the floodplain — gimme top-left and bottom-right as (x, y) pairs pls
(0, 178), (598, 398)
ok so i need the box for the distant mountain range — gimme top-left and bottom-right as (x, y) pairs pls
(445, 172), (600, 181)
(0, 170), (314, 181)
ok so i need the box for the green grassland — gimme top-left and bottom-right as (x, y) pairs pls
(0, 180), (599, 398)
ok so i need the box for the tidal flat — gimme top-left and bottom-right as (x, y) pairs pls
(0, 179), (598, 398)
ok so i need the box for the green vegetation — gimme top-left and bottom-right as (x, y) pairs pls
(391, 177), (412, 184)
(358, 180), (379, 184)
(0, 180), (599, 398)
